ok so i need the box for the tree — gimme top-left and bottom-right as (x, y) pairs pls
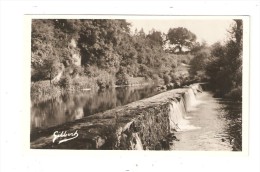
(78, 19), (131, 71)
(189, 48), (211, 76)
(210, 42), (225, 58)
(205, 20), (243, 100)
(31, 19), (194, 91)
(41, 56), (62, 85)
(147, 30), (163, 46)
(115, 67), (129, 85)
(167, 27), (197, 53)
(31, 19), (71, 82)
(190, 40), (208, 54)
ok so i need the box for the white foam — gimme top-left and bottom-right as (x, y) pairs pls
(168, 100), (200, 132)
(131, 133), (143, 150)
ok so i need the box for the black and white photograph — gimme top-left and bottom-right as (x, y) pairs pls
(1, 1), (260, 172)
(29, 16), (247, 151)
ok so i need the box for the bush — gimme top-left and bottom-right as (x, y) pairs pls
(225, 86), (242, 101)
(59, 75), (72, 90)
(83, 66), (115, 89)
(189, 48), (211, 76)
(73, 72), (115, 90)
(72, 65), (84, 76)
(72, 76), (96, 90)
(169, 72), (177, 83)
(116, 73), (129, 85)
(151, 74), (161, 84)
(72, 76), (98, 90)
(116, 67), (130, 85)
(96, 71), (115, 89)
(84, 65), (102, 77)
(163, 74), (171, 85)
(31, 80), (61, 102)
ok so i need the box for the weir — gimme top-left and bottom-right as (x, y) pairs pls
(31, 83), (203, 150)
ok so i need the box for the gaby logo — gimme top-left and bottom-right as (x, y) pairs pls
(53, 130), (79, 144)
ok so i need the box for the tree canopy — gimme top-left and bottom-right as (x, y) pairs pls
(205, 20), (243, 100)
(31, 18), (243, 102)
(31, 19), (186, 86)
(167, 27), (197, 53)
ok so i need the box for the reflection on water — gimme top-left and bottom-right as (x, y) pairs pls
(172, 92), (242, 151)
(31, 86), (159, 132)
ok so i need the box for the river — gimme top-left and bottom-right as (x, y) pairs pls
(31, 85), (242, 151)
(171, 91), (242, 151)
(31, 85), (160, 131)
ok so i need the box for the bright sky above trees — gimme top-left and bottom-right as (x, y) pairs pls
(127, 19), (234, 45)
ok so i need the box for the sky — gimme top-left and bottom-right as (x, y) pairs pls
(127, 19), (234, 45)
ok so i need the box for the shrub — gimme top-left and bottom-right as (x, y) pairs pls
(163, 74), (171, 85)
(96, 71), (115, 89)
(59, 75), (72, 90)
(151, 74), (161, 84)
(169, 72), (177, 83)
(72, 65), (84, 76)
(83, 66), (115, 89)
(116, 67), (130, 85)
(189, 49), (211, 76)
(116, 73), (129, 85)
(31, 80), (61, 102)
(72, 76), (98, 90)
(84, 65), (102, 77)
(225, 86), (242, 101)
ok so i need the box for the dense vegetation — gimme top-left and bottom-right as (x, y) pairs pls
(31, 19), (195, 101)
(189, 20), (243, 101)
(31, 19), (242, 102)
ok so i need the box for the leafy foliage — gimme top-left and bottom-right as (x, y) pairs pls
(167, 27), (197, 53)
(31, 19), (198, 101)
(189, 48), (211, 76)
(116, 67), (130, 85)
(205, 20), (243, 100)
(59, 75), (72, 90)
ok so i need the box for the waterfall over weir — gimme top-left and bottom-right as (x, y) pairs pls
(125, 84), (202, 150)
(169, 85), (202, 132)
(134, 84), (203, 150)
(184, 88), (198, 111)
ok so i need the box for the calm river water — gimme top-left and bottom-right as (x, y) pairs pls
(31, 85), (159, 131)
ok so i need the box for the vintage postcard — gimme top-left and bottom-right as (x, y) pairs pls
(2, 1), (260, 172)
(26, 15), (249, 152)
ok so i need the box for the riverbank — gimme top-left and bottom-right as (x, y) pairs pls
(31, 76), (158, 103)
(31, 83), (202, 149)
